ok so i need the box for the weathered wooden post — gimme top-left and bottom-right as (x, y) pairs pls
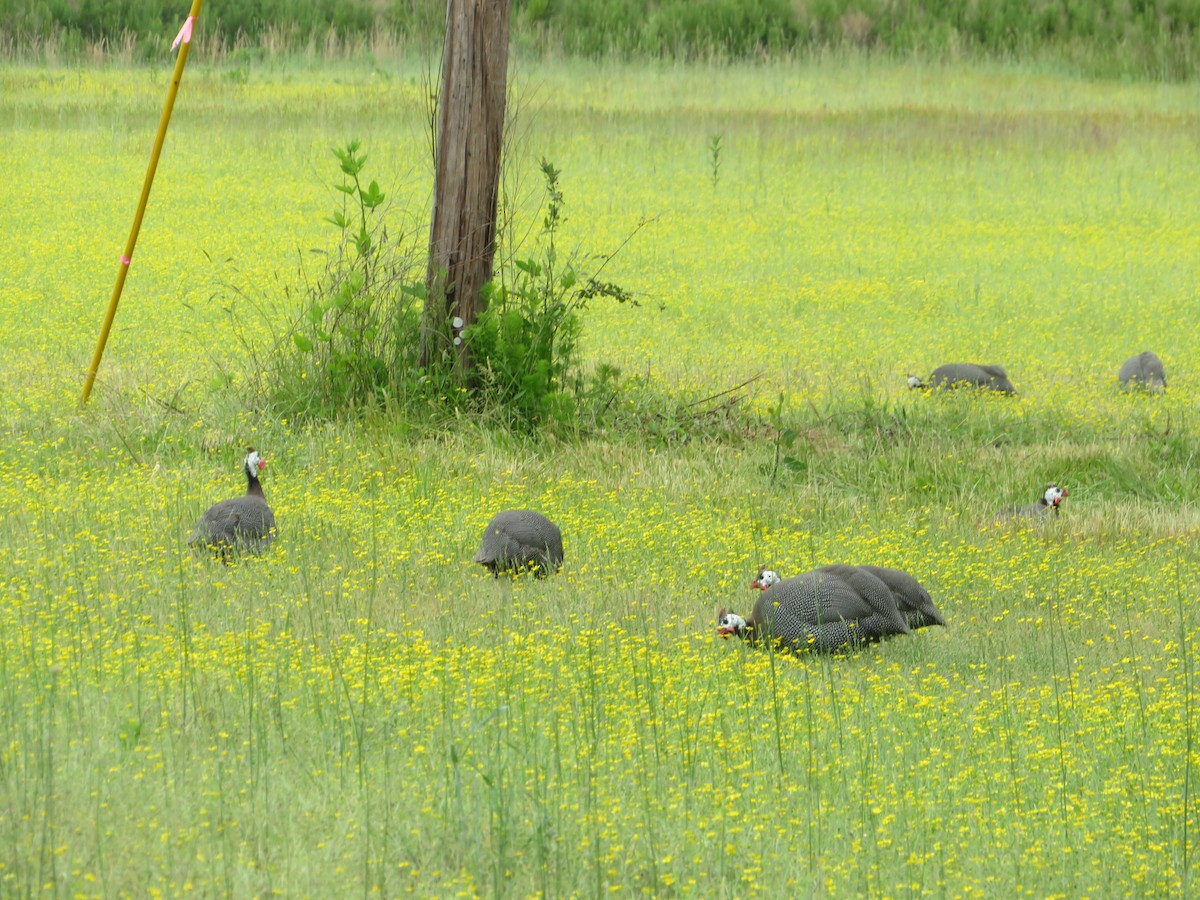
(421, 0), (511, 376)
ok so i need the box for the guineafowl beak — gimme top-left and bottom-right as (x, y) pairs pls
(716, 610), (746, 638)
(717, 607), (734, 638)
(750, 566), (766, 590)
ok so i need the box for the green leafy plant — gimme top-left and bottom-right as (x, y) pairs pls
(708, 133), (722, 190)
(277, 140), (429, 417)
(245, 144), (649, 431)
(464, 158), (643, 430)
(763, 392), (804, 483)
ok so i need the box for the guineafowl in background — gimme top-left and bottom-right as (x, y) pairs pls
(473, 509), (564, 577)
(188, 447), (277, 559)
(995, 483), (1069, 521)
(908, 363), (1017, 394)
(1118, 351), (1166, 392)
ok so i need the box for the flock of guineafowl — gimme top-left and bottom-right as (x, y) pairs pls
(189, 350), (1167, 656)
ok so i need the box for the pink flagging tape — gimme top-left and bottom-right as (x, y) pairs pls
(120, 256), (131, 266)
(171, 16), (195, 51)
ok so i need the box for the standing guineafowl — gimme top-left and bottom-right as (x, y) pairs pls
(754, 564), (947, 632)
(995, 483), (1069, 521)
(1118, 351), (1166, 393)
(908, 363), (1016, 395)
(473, 509), (564, 577)
(188, 447), (276, 559)
(718, 565), (910, 654)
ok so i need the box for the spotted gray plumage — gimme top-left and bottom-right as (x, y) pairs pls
(473, 509), (564, 577)
(188, 448), (276, 558)
(1118, 351), (1166, 392)
(909, 363), (1016, 395)
(760, 563), (946, 632)
(721, 567), (910, 653)
(854, 564), (948, 630)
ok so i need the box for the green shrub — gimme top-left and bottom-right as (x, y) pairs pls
(646, 0), (798, 57)
(250, 145), (644, 433)
(465, 158), (640, 431)
(267, 140), (431, 420)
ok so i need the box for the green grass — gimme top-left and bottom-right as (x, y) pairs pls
(1, 55), (1199, 895)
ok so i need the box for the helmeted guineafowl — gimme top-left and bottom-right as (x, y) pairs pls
(473, 509), (564, 577)
(1118, 351), (1166, 392)
(188, 447), (276, 559)
(853, 565), (948, 630)
(908, 363), (1016, 395)
(752, 563), (947, 632)
(718, 565), (910, 653)
(995, 482), (1068, 521)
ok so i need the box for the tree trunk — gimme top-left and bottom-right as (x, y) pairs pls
(421, 0), (511, 375)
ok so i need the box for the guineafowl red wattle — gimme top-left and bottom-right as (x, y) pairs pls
(908, 363), (1016, 395)
(1118, 351), (1166, 392)
(188, 447), (276, 558)
(752, 563), (947, 632)
(719, 565), (910, 654)
(472, 509), (564, 577)
(995, 483), (1068, 521)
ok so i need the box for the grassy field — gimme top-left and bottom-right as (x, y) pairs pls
(1, 53), (1199, 896)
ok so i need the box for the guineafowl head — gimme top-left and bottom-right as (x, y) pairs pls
(751, 566), (781, 590)
(716, 608), (748, 639)
(906, 374), (924, 390)
(243, 448), (266, 477)
(1041, 483), (1068, 507)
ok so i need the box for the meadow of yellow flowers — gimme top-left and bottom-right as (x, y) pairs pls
(1, 57), (1198, 895)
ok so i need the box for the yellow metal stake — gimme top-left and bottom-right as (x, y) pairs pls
(80, 0), (205, 405)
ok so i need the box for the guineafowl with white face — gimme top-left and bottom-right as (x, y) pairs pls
(718, 565), (910, 654)
(995, 483), (1069, 521)
(1118, 351), (1166, 392)
(751, 563), (947, 632)
(188, 448), (276, 558)
(473, 509), (564, 577)
(908, 363), (1016, 395)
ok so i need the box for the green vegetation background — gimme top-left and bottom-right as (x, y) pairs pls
(1, 11), (1198, 899)
(2, 0), (1198, 78)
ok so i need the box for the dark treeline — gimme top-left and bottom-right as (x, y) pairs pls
(1, 0), (1196, 79)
